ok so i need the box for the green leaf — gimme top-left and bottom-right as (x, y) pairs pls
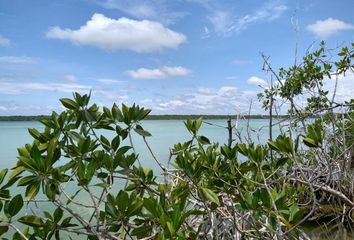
(166, 221), (175, 236)
(0, 168), (8, 186)
(54, 207), (63, 223)
(275, 157), (289, 168)
(60, 98), (79, 110)
(134, 125), (151, 137)
(8, 166), (25, 183)
(18, 175), (36, 186)
(28, 128), (42, 141)
(237, 144), (248, 156)
(8, 194), (23, 217)
(131, 225), (152, 238)
(303, 137), (318, 148)
(199, 187), (220, 206)
(126, 201), (143, 217)
(18, 215), (44, 227)
(198, 136), (210, 145)
(61, 217), (77, 228)
(116, 191), (128, 211)
(289, 204), (302, 223)
(111, 135), (120, 151)
(26, 182), (40, 200)
(195, 117), (203, 132)
(143, 198), (159, 218)
(267, 141), (279, 151)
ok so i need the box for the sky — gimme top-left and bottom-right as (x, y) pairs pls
(0, 0), (353, 115)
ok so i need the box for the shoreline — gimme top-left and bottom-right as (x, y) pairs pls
(0, 114), (290, 121)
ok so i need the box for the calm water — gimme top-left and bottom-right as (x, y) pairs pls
(0, 119), (271, 171)
(0, 119), (271, 225)
(0, 120), (351, 238)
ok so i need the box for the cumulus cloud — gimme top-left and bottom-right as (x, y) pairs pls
(0, 56), (36, 64)
(306, 18), (354, 38)
(0, 34), (11, 47)
(127, 66), (191, 79)
(64, 74), (77, 82)
(247, 76), (267, 87)
(47, 13), (186, 53)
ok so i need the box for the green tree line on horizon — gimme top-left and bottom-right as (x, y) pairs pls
(0, 114), (292, 121)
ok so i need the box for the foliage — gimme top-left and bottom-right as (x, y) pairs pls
(0, 42), (353, 239)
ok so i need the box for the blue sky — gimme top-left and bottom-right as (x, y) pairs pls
(0, 0), (353, 115)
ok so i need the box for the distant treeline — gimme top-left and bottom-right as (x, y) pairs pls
(0, 114), (291, 121)
(0, 115), (50, 121)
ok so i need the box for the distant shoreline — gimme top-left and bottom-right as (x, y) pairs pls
(0, 115), (290, 121)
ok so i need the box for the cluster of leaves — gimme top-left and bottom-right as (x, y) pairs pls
(259, 42), (354, 115)
(259, 42), (354, 225)
(0, 91), (309, 239)
(0, 42), (353, 239)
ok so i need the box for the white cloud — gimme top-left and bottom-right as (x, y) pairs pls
(247, 76), (267, 87)
(306, 18), (354, 38)
(0, 101), (18, 112)
(0, 56), (36, 64)
(0, 81), (129, 103)
(0, 82), (91, 95)
(127, 68), (165, 80)
(204, 1), (287, 36)
(47, 13), (186, 53)
(236, 3), (287, 31)
(161, 66), (191, 77)
(96, 0), (186, 25)
(127, 66), (191, 79)
(324, 72), (354, 103)
(0, 34), (11, 47)
(138, 73), (352, 115)
(140, 86), (263, 114)
(64, 74), (77, 82)
(96, 78), (125, 84)
(208, 11), (235, 35)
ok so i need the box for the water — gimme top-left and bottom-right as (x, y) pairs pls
(0, 120), (351, 238)
(0, 119), (271, 236)
(0, 119), (270, 171)
(0, 121), (45, 170)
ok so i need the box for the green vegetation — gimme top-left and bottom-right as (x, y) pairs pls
(0, 42), (353, 239)
(0, 115), (50, 121)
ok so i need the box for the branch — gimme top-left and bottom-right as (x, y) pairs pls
(290, 178), (354, 207)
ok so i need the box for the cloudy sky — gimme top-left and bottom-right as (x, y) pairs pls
(0, 0), (353, 115)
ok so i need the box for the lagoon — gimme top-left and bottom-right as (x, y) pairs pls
(0, 119), (271, 171)
(1, 119), (351, 239)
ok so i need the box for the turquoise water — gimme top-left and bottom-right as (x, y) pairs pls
(1, 120), (351, 238)
(0, 119), (271, 226)
(0, 119), (271, 171)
